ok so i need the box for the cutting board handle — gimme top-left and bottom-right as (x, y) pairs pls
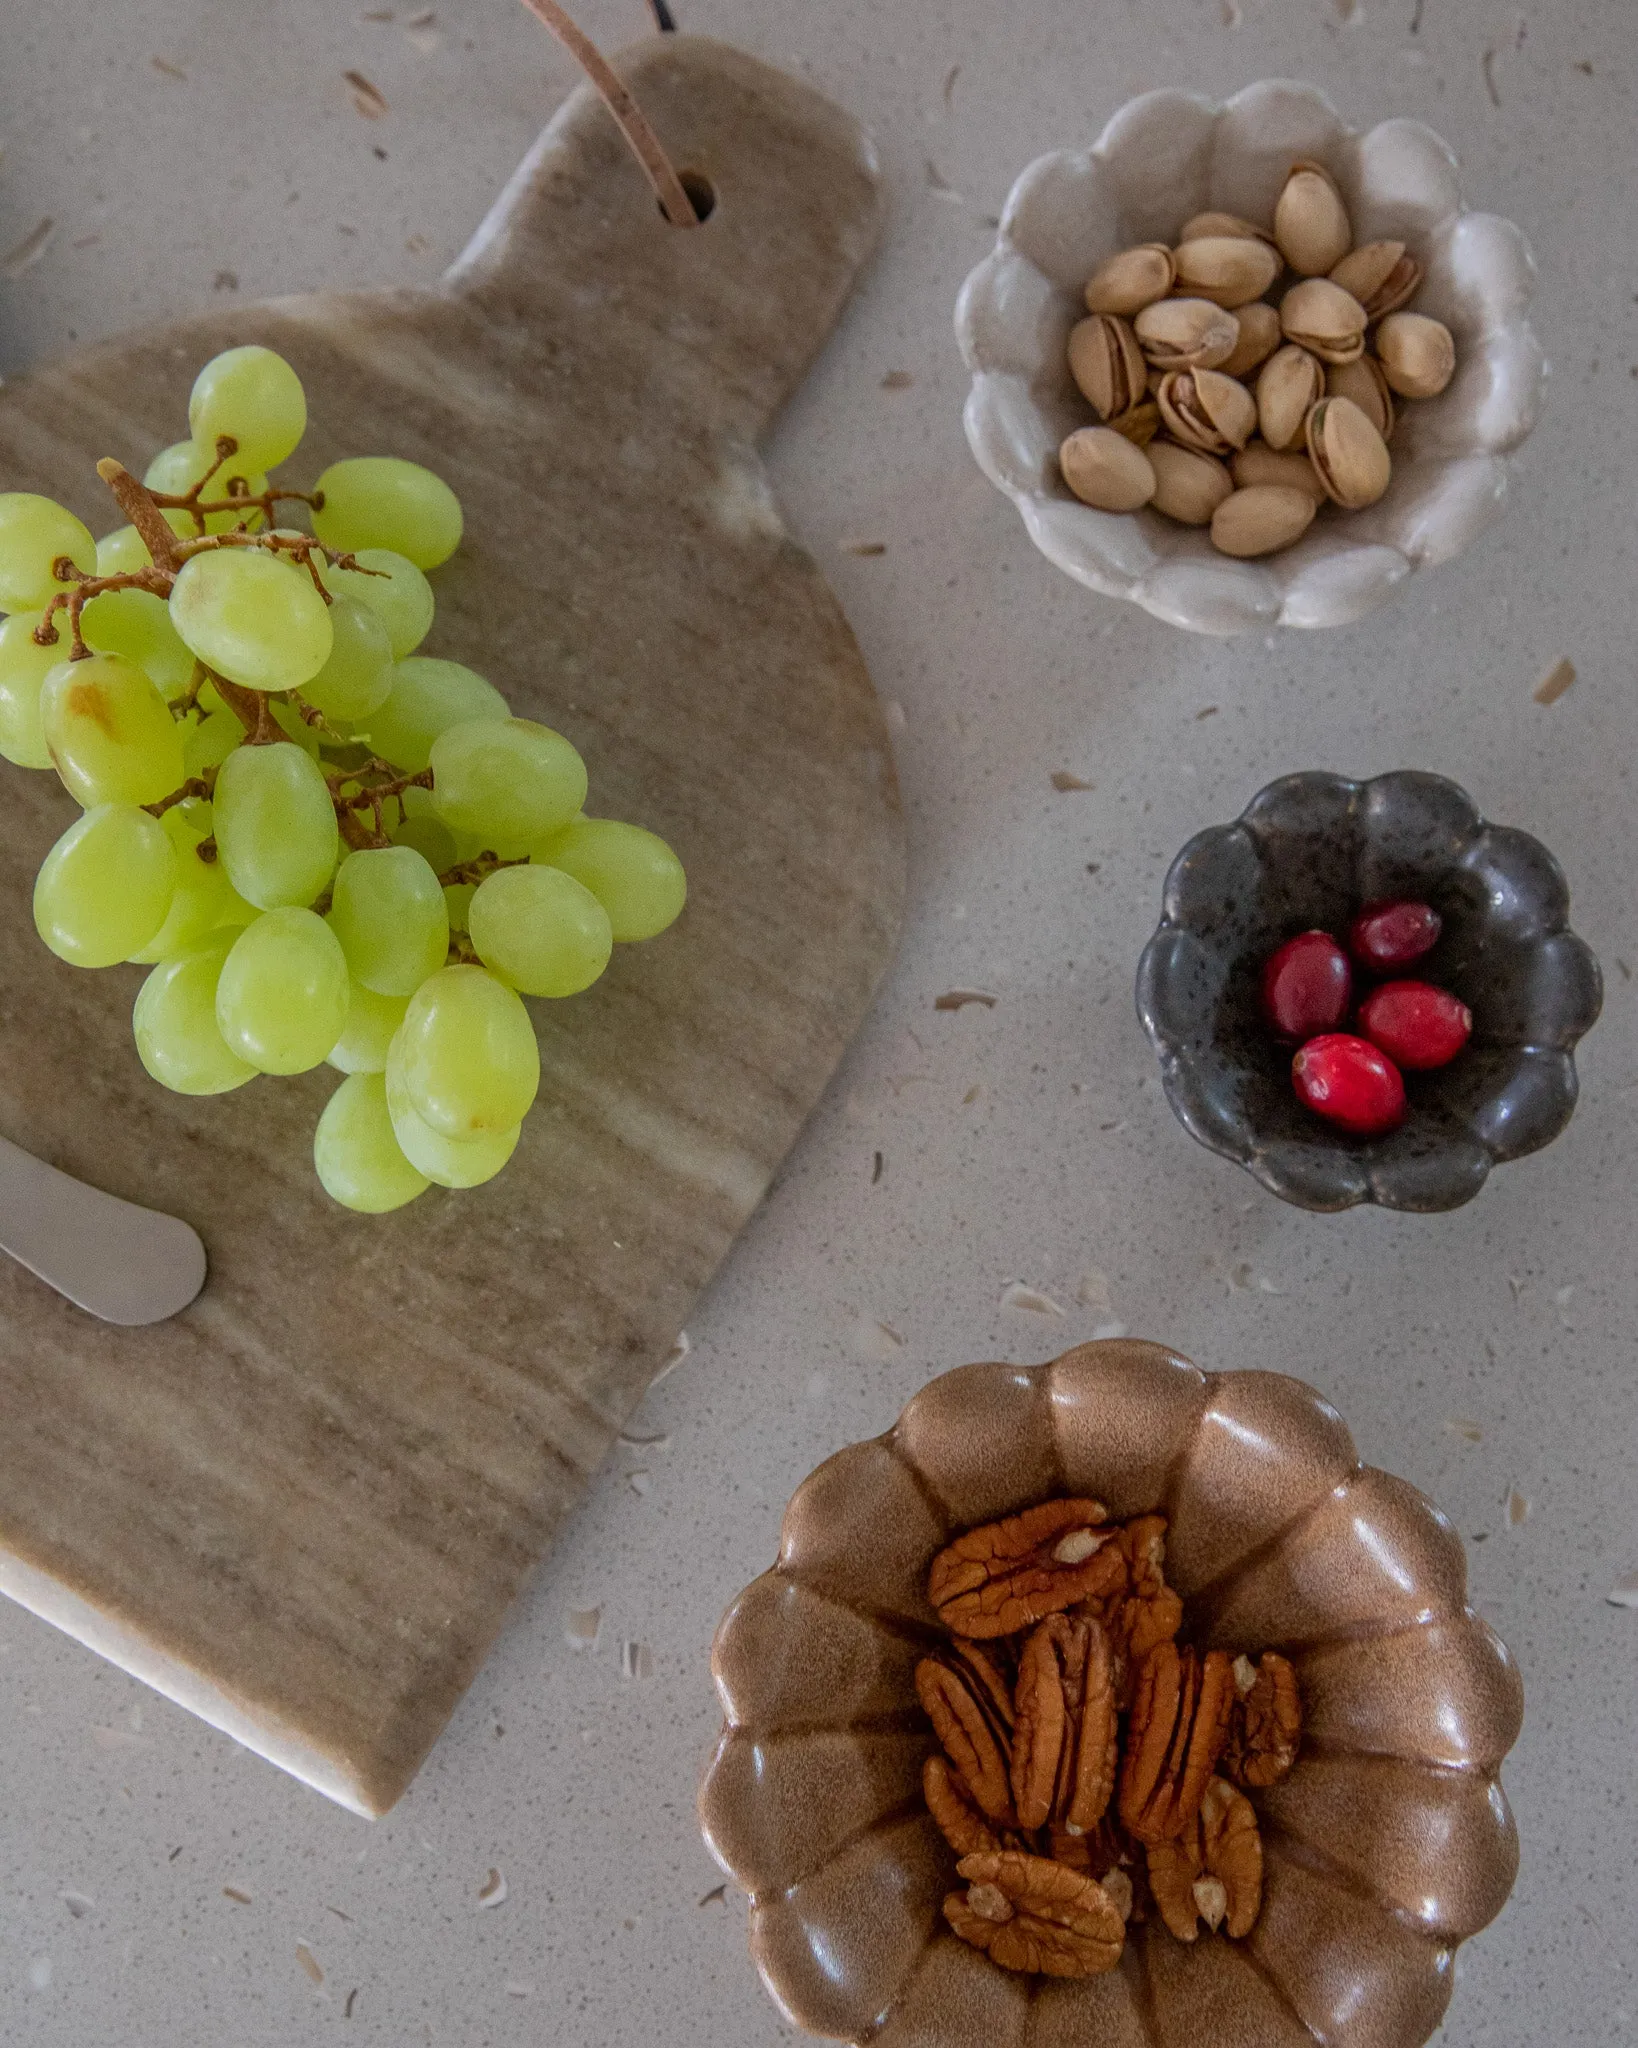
(444, 34), (883, 439)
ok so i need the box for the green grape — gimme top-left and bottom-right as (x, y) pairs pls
(0, 612), (60, 767)
(385, 1055), (520, 1189)
(429, 717), (586, 850)
(216, 907), (350, 1074)
(443, 881), (475, 932)
(169, 549), (333, 692)
(534, 817), (686, 942)
(311, 456), (463, 570)
(133, 927), (258, 1095)
(78, 586), (196, 698)
(390, 800), (457, 875)
(300, 595), (393, 721)
(269, 695), (321, 758)
(388, 964), (539, 1139)
(143, 440), (269, 537)
(327, 845), (449, 995)
(183, 703), (246, 778)
(188, 345), (307, 471)
(361, 657), (508, 774)
(196, 676), (224, 714)
(0, 494), (97, 613)
(326, 981), (409, 1074)
(34, 803), (176, 967)
(213, 740), (339, 908)
(314, 1072), (429, 1213)
(468, 863), (611, 997)
(318, 549), (434, 659)
(39, 652), (186, 808)
(127, 809), (257, 964)
(95, 525), (152, 577)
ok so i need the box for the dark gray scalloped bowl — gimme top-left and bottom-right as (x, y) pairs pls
(1136, 771), (1602, 1212)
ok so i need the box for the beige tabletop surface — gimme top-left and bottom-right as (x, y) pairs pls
(0, 2), (1633, 2043)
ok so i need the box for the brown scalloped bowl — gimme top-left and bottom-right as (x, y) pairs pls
(701, 1340), (1522, 2048)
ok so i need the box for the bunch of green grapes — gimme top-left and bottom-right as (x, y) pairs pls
(0, 344), (685, 1213)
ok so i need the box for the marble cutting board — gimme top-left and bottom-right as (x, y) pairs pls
(0, 34), (902, 1816)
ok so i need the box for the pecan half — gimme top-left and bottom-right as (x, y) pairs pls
(1118, 1641), (1235, 1844)
(1224, 1650), (1302, 1789)
(1010, 1615), (1118, 1835)
(1200, 1775), (1263, 1937)
(943, 1851), (1125, 1978)
(1147, 1775), (1263, 1941)
(923, 1754), (1003, 1859)
(929, 1499), (1121, 1639)
(1115, 1514), (1185, 1665)
(915, 1646), (1016, 1824)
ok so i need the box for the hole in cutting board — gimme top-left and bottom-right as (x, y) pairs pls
(662, 169), (717, 222)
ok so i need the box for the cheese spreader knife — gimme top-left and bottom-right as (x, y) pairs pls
(0, 1134), (206, 1324)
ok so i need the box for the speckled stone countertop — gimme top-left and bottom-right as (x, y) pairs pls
(1, 2), (1634, 2043)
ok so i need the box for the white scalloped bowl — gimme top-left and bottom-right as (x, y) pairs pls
(955, 81), (1546, 635)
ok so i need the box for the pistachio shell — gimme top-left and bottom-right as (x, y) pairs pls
(1157, 368), (1257, 457)
(1084, 244), (1176, 318)
(1059, 427), (1157, 513)
(1068, 314), (1148, 420)
(1110, 400), (1162, 448)
(1279, 278), (1367, 365)
(1133, 297), (1240, 372)
(1231, 442), (1328, 502)
(1219, 301), (1284, 381)
(1210, 484), (1318, 559)
(1171, 236), (1282, 310)
(1147, 441), (1234, 526)
(1179, 211), (1277, 247)
(1256, 344), (1326, 451)
(1273, 161), (1353, 276)
(1332, 240), (1424, 320)
(1307, 395), (1393, 509)
(1376, 312), (1457, 399)
(1327, 355), (1396, 439)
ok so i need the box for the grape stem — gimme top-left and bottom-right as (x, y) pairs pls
(144, 776), (216, 818)
(437, 851), (530, 888)
(97, 458), (182, 572)
(144, 432), (327, 538)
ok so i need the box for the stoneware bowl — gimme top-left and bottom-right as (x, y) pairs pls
(700, 1340), (1522, 2047)
(1136, 769), (1601, 1212)
(955, 80), (1545, 634)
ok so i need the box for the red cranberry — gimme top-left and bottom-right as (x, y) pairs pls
(1261, 931), (1352, 1042)
(1349, 899), (1442, 971)
(1291, 1033), (1406, 1135)
(1358, 980), (1472, 1071)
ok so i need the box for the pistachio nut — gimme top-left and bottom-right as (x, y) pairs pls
(1231, 442), (1328, 502)
(1171, 236), (1281, 310)
(1179, 210), (1277, 247)
(1084, 244), (1176, 318)
(1210, 484), (1318, 559)
(1156, 368), (1257, 457)
(1059, 427), (1157, 513)
(1219, 301), (1283, 381)
(1067, 313), (1149, 420)
(1273, 160), (1353, 276)
(1306, 395), (1392, 509)
(1147, 441), (1234, 526)
(1255, 344), (1326, 451)
(1279, 277), (1367, 365)
(1329, 240), (1424, 320)
(1109, 399), (1162, 448)
(1133, 297), (1240, 372)
(1375, 311), (1457, 399)
(1326, 354), (1396, 440)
